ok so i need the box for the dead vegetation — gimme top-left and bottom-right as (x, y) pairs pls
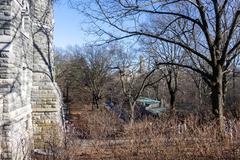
(33, 109), (240, 160)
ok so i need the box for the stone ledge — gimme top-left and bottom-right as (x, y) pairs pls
(32, 108), (60, 112)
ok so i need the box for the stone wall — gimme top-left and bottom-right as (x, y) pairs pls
(31, 0), (62, 149)
(0, 0), (33, 159)
(0, 0), (62, 159)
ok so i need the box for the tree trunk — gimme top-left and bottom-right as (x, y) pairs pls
(198, 79), (203, 110)
(211, 65), (224, 134)
(167, 78), (176, 113)
(154, 83), (160, 100)
(170, 90), (176, 111)
(92, 92), (95, 111)
(222, 74), (227, 103)
(130, 102), (135, 127)
(95, 97), (99, 109)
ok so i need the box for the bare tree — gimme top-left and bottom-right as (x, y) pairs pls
(110, 47), (163, 126)
(70, 0), (240, 131)
(55, 47), (88, 105)
(82, 46), (112, 109)
(146, 41), (184, 111)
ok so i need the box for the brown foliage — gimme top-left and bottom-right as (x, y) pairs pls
(33, 111), (240, 160)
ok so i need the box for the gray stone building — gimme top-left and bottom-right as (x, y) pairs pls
(0, 0), (62, 159)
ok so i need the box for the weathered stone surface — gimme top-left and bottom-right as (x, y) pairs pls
(0, 0), (62, 159)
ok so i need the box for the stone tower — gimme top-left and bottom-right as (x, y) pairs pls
(0, 0), (62, 159)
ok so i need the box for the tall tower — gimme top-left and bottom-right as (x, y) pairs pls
(0, 0), (62, 159)
(138, 55), (146, 73)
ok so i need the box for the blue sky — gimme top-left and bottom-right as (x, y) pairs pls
(53, 1), (89, 48)
(53, 0), (140, 50)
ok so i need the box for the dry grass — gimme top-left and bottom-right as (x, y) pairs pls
(33, 110), (240, 160)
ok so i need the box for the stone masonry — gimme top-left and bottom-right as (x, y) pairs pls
(0, 0), (62, 159)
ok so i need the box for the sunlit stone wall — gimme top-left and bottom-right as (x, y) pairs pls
(0, 0), (62, 159)
(31, 0), (63, 149)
